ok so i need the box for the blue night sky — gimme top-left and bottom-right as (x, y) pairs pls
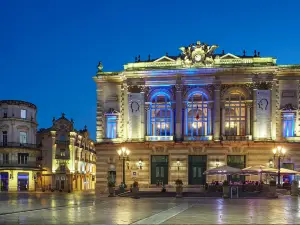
(0, 0), (299, 140)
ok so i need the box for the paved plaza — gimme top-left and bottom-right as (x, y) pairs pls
(0, 192), (299, 224)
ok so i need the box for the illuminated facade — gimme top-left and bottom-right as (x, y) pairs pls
(0, 100), (42, 191)
(94, 41), (300, 192)
(37, 114), (96, 192)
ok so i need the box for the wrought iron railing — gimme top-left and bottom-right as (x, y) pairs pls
(223, 136), (248, 141)
(0, 160), (41, 168)
(55, 140), (70, 145)
(0, 142), (40, 149)
(55, 154), (70, 160)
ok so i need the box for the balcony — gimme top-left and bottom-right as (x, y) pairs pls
(145, 136), (173, 141)
(0, 160), (41, 169)
(0, 142), (40, 149)
(55, 140), (70, 145)
(184, 135), (213, 141)
(222, 136), (249, 141)
(55, 154), (70, 160)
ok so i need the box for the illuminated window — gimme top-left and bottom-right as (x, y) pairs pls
(224, 92), (246, 136)
(19, 131), (27, 144)
(149, 93), (173, 136)
(282, 113), (294, 137)
(106, 116), (117, 138)
(186, 92), (210, 136)
(21, 109), (26, 119)
(60, 149), (66, 156)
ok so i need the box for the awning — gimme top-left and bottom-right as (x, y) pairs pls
(203, 165), (242, 175)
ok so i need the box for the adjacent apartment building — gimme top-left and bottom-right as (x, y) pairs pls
(37, 114), (96, 192)
(0, 100), (42, 191)
(94, 40), (300, 192)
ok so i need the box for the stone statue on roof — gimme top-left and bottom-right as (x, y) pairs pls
(179, 41), (219, 67)
(97, 61), (103, 72)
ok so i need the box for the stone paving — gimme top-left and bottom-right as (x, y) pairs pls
(0, 192), (299, 224)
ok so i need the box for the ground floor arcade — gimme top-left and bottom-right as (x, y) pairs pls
(95, 141), (300, 192)
(0, 169), (39, 191)
(41, 172), (96, 192)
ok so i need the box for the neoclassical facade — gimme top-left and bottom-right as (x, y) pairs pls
(94, 41), (300, 192)
(0, 100), (42, 191)
(37, 114), (96, 192)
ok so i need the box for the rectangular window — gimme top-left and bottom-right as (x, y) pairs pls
(18, 153), (29, 164)
(2, 153), (9, 164)
(106, 116), (117, 139)
(20, 132), (27, 144)
(282, 113), (294, 137)
(3, 108), (7, 118)
(2, 131), (7, 146)
(21, 109), (27, 119)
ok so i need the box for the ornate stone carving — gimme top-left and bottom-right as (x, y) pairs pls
(179, 41), (218, 67)
(220, 84), (253, 98)
(281, 103), (297, 111)
(245, 102), (253, 108)
(175, 84), (183, 92)
(183, 85), (214, 99)
(253, 81), (273, 90)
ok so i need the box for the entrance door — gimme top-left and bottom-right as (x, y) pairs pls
(0, 172), (9, 191)
(151, 156), (168, 185)
(188, 156), (207, 185)
(61, 180), (65, 190)
(18, 173), (29, 191)
(227, 155), (246, 182)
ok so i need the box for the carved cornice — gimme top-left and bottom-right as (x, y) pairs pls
(128, 85), (142, 93)
(0, 100), (37, 110)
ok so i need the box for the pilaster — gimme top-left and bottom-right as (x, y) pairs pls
(213, 84), (221, 141)
(175, 84), (183, 141)
(51, 131), (56, 173)
(96, 84), (105, 142)
(271, 80), (277, 140)
(252, 87), (258, 140)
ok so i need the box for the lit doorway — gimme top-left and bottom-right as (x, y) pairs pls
(18, 173), (29, 191)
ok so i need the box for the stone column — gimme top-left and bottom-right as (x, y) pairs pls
(246, 102), (252, 136)
(145, 104), (150, 136)
(175, 84), (183, 141)
(213, 84), (221, 141)
(140, 85), (147, 140)
(252, 86), (258, 140)
(207, 102), (214, 135)
(270, 80), (277, 140)
(221, 104), (225, 136)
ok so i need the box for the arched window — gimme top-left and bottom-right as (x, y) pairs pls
(186, 92), (210, 136)
(224, 92), (246, 136)
(148, 93), (173, 136)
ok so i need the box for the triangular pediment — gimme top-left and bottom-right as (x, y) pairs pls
(154, 56), (176, 62)
(220, 53), (240, 59)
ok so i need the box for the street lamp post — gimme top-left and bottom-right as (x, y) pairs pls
(117, 147), (130, 185)
(272, 146), (286, 187)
